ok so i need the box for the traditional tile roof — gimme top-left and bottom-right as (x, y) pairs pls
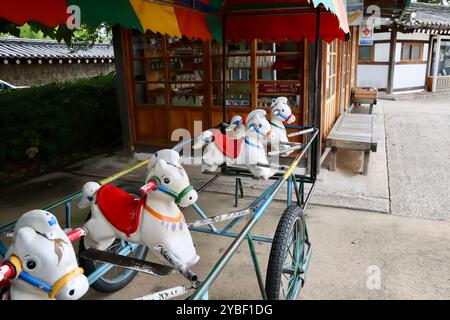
(398, 2), (450, 34)
(0, 37), (114, 61)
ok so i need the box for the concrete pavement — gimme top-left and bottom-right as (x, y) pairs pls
(1, 168), (450, 299)
(383, 97), (450, 220)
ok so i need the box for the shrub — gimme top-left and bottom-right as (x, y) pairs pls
(0, 73), (121, 171)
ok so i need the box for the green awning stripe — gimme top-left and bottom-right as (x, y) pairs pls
(67, 0), (144, 32)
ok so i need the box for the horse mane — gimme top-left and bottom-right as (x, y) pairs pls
(53, 238), (68, 266)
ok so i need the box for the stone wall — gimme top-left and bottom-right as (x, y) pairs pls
(0, 62), (115, 86)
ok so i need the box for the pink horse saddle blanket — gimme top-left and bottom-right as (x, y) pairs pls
(212, 130), (244, 159)
(96, 185), (145, 237)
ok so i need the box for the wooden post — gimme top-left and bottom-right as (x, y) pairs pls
(251, 39), (258, 108)
(362, 150), (370, 175)
(432, 35), (441, 93)
(112, 26), (133, 157)
(329, 147), (337, 171)
(308, 8), (323, 179)
(386, 25), (397, 94)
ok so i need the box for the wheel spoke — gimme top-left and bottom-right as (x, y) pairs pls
(282, 266), (295, 275)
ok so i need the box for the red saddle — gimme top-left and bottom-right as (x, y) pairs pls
(96, 185), (145, 237)
(212, 130), (244, 159)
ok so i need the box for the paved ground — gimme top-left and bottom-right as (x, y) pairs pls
(383, 97), (450, 220)
(1, 169), (450, 299)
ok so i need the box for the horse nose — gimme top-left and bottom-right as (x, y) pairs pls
(287, 115), (296, 124)
(178, 189), (198, 207)
(55, 274), (89, 300)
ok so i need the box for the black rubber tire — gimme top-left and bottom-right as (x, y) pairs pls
(78, 184), (149, 293)
(265, 205), (306, 300)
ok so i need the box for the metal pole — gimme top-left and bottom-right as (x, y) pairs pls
(247, 235), (267, 300)
(311, 7), (321, 181)
(222, 13), (227, 123)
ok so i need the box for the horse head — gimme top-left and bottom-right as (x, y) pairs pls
(245, 109), (274, 142)
(4, 210), (89, 300)
(270, 97), (295, 124)
(144, 149), (198, 208)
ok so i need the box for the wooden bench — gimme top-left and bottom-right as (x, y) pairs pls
(326, 113), (377, 175)
(351, 87), (378, 114)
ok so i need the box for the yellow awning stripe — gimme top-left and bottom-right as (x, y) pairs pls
(130, 0), (182, 38)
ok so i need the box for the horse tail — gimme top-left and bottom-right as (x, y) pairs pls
(192, 130), (214, 150)
(78, 182), (101, 209)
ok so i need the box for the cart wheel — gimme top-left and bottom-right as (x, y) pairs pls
(78, 184), (149, 293)
(265, 205), (307, 300)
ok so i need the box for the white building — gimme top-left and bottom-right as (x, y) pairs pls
(357, 2), (450, 93)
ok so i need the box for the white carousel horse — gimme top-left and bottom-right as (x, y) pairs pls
(224, 98), (296, 157)
(225, 115), (246, 139)
(79, 149), (200, 268)
(193, 109), (276, 180)
(0, 210), (89, 300)
(268, 97), (296, 157)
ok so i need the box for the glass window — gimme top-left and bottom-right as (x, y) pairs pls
(135, 83), (165, 105)
(402, 44), (411, 60)
(430, 40), (450, 76)
(402, 43), (425, 63)
(358, 46), (372, 61)
(132, 33), (166, 106)
(412, 44), (421, 61)
(132, 34), (163, 58)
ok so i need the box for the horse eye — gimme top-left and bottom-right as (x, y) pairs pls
(281, 109), (285, 112)
(258, 124), (262, 128)
(26, 260), (37, 270)
(163, 178), (170, 184)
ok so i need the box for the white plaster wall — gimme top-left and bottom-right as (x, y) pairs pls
(395, 43), (402, 62)
(397, 32), (430, 41)
(372, 32), (429, 42)
(393, 64), (427, 89)
(357, 65), (389, 89)
(374, 43), (390, 62)
(423, 44), (429, 62)
(373, 32), (390, 41)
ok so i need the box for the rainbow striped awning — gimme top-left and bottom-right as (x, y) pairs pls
(1, 0), (350, 42)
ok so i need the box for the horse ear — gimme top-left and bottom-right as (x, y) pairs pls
(270, 98), (278, 109)
(14, 227), (37, 247)
(155, 159), (168, 171)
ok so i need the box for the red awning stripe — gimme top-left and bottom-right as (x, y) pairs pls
(226, 10), (346, 43)
(1, 0), (69, 27)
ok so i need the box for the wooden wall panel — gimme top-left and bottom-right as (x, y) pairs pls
(135, 107), (167, 145)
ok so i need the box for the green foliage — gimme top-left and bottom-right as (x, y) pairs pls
(0, 74), (121, 171)
(18, 24), (51, 40)
(0, 20), (112, 50)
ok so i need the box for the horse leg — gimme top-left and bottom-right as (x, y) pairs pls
(83, 210), (116, 250)
(202, 145), (223, 171)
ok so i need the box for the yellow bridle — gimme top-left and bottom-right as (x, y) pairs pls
(6, 254), (84, 299)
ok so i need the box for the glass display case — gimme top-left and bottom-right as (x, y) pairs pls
(256, 40), (302, 109)
(168, 37), (205, 107)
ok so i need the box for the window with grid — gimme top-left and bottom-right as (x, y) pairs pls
(358, 45), (373, 62)
(131, 32), (206, 107)
(325, 41), (338, 100)
(401, 43), (423, 62)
